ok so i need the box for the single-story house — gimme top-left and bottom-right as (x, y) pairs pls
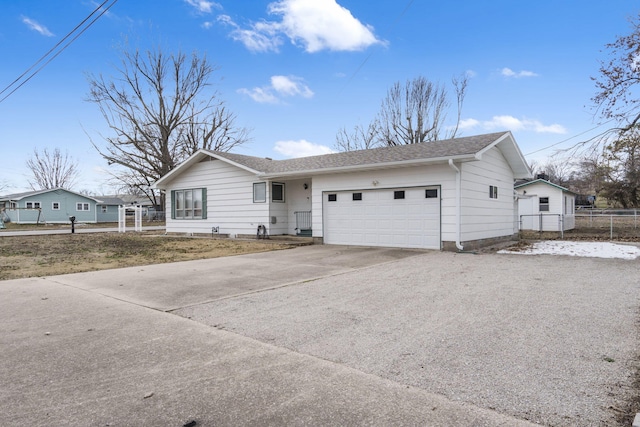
(515, 178), (576, 231)
(152, 131), (532, 251)
(95, 196), (127, 223)
(0, 188), (124, 224)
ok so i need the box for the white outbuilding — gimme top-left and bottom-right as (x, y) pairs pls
(515, 179), (576, 232)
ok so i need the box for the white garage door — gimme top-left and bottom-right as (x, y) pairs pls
(323, 186), (441, 249)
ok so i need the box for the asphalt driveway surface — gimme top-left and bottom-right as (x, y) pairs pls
(1, 244), (639, 426)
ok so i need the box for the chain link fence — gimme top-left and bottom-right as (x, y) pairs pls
(520, 209), (640, 240)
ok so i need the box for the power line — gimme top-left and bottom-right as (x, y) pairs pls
(524, 118), (616, 156)
(0, 0), (118, 104)
(343, 0), (415, 89)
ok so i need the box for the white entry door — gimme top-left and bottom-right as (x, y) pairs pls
(323, 187), (441, 249)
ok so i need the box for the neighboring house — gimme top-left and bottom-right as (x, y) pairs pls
(96, 196), (126, 223)
(0, 188), (123, 224)
(118, 194), (162, 218)
(515, 179), (576, 231)
(153, 131), (532, 251)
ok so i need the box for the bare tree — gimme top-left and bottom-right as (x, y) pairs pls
(335, 74), (468, 150)
(86, 47), (251, 208)
(591, 13), (640, 144)
(0, 180), (9, 194)
(26, 148), (79, 190)
(599, 130), (640, 207)
(334, 120), (380, 151)
(535, 158), (574, 187)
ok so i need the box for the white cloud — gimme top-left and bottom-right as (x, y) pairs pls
(460, 115), (567, 134)
(274, 140), (335, 158)
(501, 67), (538, 78)
(21, 16), (54, 37)
(237, 87), (279, 104)
(219, 0), (383, 53)
(458, 118), (480, 130)
(218, 15), (283, 52)
(238, 75), (313, 104)
(202, 21), (213, 29)
(184, 0), (220, 14)
(271, 75), (314, 98)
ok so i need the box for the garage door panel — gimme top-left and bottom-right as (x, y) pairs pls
(324, 187), (441, 249)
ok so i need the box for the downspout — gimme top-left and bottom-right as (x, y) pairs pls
(448, 159), (464, 251)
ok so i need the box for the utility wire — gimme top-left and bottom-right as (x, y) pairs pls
(524, 118), (617, 156)
(343, 0), (415, 89)
(0, 0), (118, 104)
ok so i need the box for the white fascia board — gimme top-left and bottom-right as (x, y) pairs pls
(475, 131), (532, 179)
(259, 154), (477, 180)
(152, 150), (262, 189)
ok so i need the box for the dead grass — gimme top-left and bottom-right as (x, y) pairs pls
(0, 232), (296, 280)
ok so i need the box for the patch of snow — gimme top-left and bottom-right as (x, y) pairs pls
(498, 241), (640, 260)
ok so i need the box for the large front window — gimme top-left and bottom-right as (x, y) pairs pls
(173, 188), (206, 219)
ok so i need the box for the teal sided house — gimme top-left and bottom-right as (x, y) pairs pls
(0, 188), (123, 224)
(153, 132), (532, 251)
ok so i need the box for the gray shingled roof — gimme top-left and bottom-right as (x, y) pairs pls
(209, 132), (509, 175)
(95, 196), (126, 205)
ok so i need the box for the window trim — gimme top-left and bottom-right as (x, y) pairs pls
(539, 197), (550, 212)
(76, 202), (90, 212)
(52, 202), (60, 210)
(26, 201), (42, 209)
(489, 185), (498, 199)
(328, 194), (337, 202)
(425, 189), (438, 199)
(352, 192), (362, 201)
(253, 182), (266, 203)
(271, 182), (285, 203)
(101, 205), (108, 213)
(171, 188), (207, 220)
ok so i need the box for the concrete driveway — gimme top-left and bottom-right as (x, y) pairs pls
(1, 244), (638, 426)
(46, 245), (426, 311)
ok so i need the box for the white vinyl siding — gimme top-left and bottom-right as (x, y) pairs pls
(459, 148), (517, 242)
(164, 159), (269, 236)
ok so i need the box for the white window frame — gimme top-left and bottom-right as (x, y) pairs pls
(76, 203), (90, 211)
(52, 202), (60, 210)
(101, 205), (108, 213)
(271, 182), (285, 203)
(26, 201), (41, 209)
(253, 182), (266, 203)
(539, 197), (550, 212)
(489, 185), (498, 199)
(173, 188), (206, 220)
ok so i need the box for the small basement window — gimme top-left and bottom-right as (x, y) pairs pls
(352, 192), (362, 201)
(489, 185), (498, 199)
(539, 197), (550, 212)
(394, 190), (405, 200)
(425, 189), (438, 198)
(328, 194), (337, 202)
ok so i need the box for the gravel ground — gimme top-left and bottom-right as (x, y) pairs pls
(175, 250), (640, 426)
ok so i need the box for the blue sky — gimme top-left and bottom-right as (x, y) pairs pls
(0, 0), (637, 194)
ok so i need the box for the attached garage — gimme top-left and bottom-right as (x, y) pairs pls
(323, 186), (441, 249)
